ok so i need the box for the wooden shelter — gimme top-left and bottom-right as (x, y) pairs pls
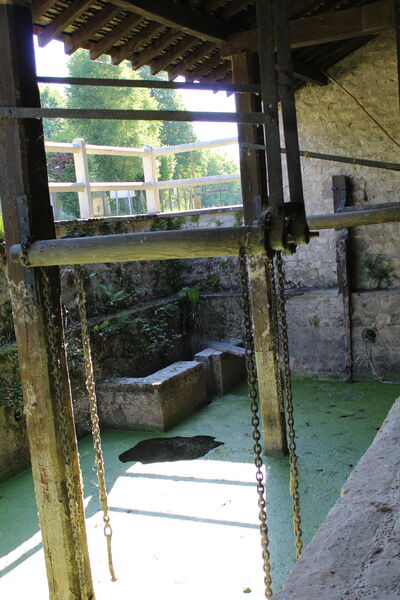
(0, 1), (399, 598)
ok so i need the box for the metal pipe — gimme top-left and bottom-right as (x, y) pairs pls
(36, 76), (261, 95)
(308, 205), (400, 229)
(0, 107), (271, 124)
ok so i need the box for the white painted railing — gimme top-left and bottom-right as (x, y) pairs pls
(45, 137), (240, 219)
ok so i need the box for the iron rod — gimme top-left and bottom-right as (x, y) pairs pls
(308, 206), (400, 229)
(0, 107), (271, 124)
(36, 76), (261, 94)
(241, 142), (400, 172)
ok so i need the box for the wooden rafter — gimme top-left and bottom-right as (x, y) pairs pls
(111, 22), (165, 64)
(131, 30), (182, 70)
(202, 0), (228, 12)
(89, 13), (144, 60)
(31, 0), (56, 20)
(167, 41), (216, 80)
(37, 0), (93, 47)
(108, 0), (229, 43)
(219, 0), (254, 20)
(64, 5), (122, 55)
(200, 60), (231, 81)
(222, 0), (394, 56)
(292, 58), (327, 86)
(150, 35), (199, 75)
(185, 52), (224, 80)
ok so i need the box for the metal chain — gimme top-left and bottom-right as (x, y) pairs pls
(74, 265), (117, 582)
(238, 248), (273, 599)
(274, 251), (303, 558)
(40, 267), (89, 599)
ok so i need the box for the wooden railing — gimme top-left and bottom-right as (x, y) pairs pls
(45, 137), (240, 219)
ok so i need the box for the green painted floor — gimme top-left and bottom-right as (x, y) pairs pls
(1, 377), (400, 599)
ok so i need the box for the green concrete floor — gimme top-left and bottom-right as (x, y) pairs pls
(1, 377), (400, 599)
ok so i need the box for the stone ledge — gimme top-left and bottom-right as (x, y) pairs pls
(97, 361), (208, 431)
(273, 398), (400, 600)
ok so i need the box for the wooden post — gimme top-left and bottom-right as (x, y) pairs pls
(232, 52), (288, 455)
(0, 3), (94, 599)
(73, 137), (93, 218)
(143, 144), (160, 213)
(333, 175), (353, 382)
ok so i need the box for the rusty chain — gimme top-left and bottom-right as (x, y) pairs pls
(275, 251), (303, 558)
(238, 248), (273, 598)
(74, 265), (117, 582)
(40, 267), (90, 599)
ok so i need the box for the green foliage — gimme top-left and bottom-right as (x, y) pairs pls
(234, 210), (244, 227)
(151, 216), (184, 231)
(0, 214), (4, 241)
(362, 253), (397, 288)
(206, 274), (221, 291)
(0, 302), (15, 344)
(178, 286), (200, 305)
(154, 260), (185, 296)
(309, 316), (320, 328)
(215, 218), (223, 227)
(190, 214), (200, 224)
(363, 328), (377, 343)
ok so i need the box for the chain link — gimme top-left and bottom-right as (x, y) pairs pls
(40, 267), (90, 599)
(74, 265), (117, 582)
(275, 252), (303, 558)
(238, 248), (273, 598)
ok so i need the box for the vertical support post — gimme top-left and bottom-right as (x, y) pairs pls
(231, 52), (288, 454)
(395, 0), (400, 111)
(0, 3), (94, 599)
(73, 137), (93, 219)
(143, 145), (160, 213)
(333, 175), (353, 382)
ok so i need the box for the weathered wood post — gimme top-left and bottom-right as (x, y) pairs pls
(333, 175), (353, 381)
(0, 2), (94, 598)
(143, 144), (160, 213)
(231, 52), (288, 455)
(73, 137), (93, 218)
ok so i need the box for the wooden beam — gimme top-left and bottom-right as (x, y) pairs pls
(221, 0), (394, 56)
(89, 12), (144, 60)
(109, 0), (229, 43)
(231, 52), (287, 455)
(131, 29), (182, 69)
(37, 0), (93, 47)
(9, 226), (264, 267)
(333, 175), (353, 382)
(150, 35), (199, 75)
(307, 205), (400, 229)
(64, 5), (122, 55)
(0, 4), (94, 599)
(111, 22), (164, 64)
(292, 58), (328, 86)
(167, 41), (216, 80)
(32, 0), (56, 19)
(184, 52), (223, 80)
(396, 0), (400, 110)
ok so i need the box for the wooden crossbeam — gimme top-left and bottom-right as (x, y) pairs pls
(131, 30), (182, 69)
(89, 12), (144, 60)
(150, 35), (199, 75)
(167, 41), (216, 80)
(64, 5), (122, 55)
(221, 0), (394, 56)
(37, 0), (93, 47)
(292, 58), (327, 86)
(111, 22), (164, 64)
(110, 0), (229, 43)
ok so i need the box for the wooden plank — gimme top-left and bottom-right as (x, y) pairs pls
(9, 226), (264, 267)
(150, 35), (199, 75)
(0, 4), (94, 599)
(396, 0), (400, 110)
(292, 58), (328, 86)
(110, 0), (229, 43)
(231, 51), (288, 455)
(32, 0), (56, 19)
(307, 206), (400, 229)
(89, 12), (144, 60)
(221, 0), (394, 56)
(204, 340), (246, 356)
(64, 5), (122, 55)
(37, 0), (93, 47)
(131, 30), (182, 69)
(167, 41), (216, 79)
(333, 175), (352, 382)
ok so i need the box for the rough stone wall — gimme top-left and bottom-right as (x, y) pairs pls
(283, 32), (400, 290)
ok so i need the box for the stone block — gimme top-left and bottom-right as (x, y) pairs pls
(97, 361), (208, 431)
(194, 344), (246, 396)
